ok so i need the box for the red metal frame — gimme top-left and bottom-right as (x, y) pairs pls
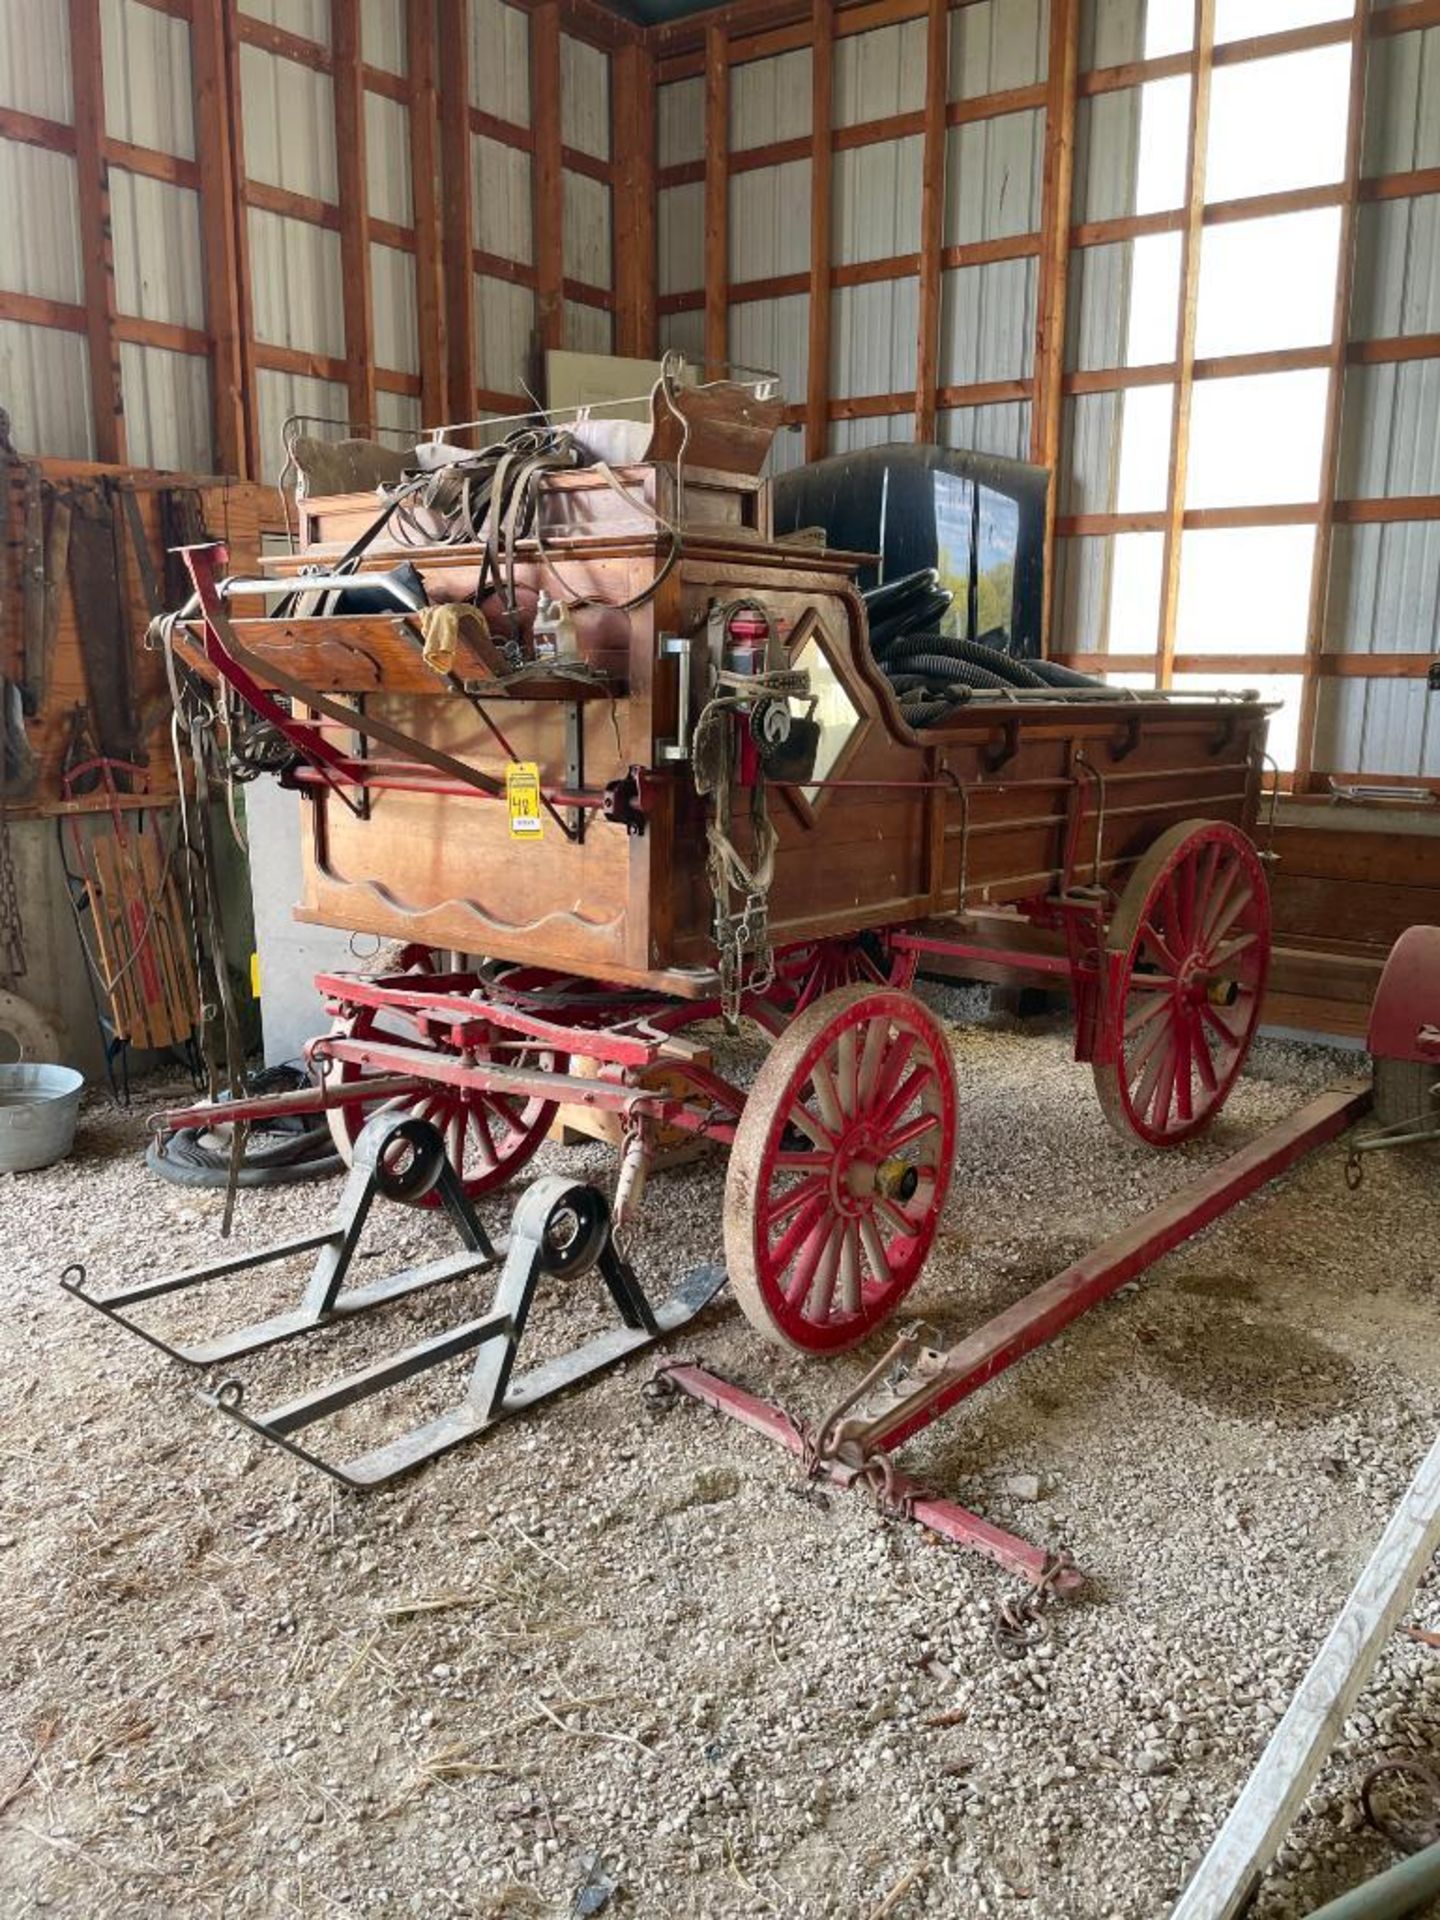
(661, 1085), (1369, 1589)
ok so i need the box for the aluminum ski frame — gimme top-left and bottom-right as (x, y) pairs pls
(65, 1111), (725, 1489)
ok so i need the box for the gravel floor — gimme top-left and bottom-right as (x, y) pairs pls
(2, 983), (1439, 1920)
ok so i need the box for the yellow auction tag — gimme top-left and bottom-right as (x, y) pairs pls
(506, 761), (543, 839)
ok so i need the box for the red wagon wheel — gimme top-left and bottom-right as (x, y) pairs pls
(324, 997), (564, 1204)
(725, 986), (958, 1354)
(1095, 819), (1271, 1149)
(770, 934), (918, 1015)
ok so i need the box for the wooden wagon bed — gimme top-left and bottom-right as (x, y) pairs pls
(208, 473), (1271, 997)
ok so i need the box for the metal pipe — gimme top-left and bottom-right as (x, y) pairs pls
(1302, 1841), (1440, 1920)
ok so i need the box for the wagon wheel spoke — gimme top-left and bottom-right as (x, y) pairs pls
(1126, 1001), (1175, 1083)
(858, 1014), (888, 1107)
(811, 1054), (847, 1137)
(1199, 861), (1244, 945)
(1130, 1031), (1170, 1120)
(868, 1030), (917, 1119)
(1124, 993), (1171, 1037)
(1201, 999), (1245, 1052)
(837, 1226), (861, 1317)
(874, 1193), (919, 1237)
(1207, 930), (1258, 975)
(800, 1222), (843, 1323)
(1139, 919), (1182, 975)
(859, 1214), (892, 1288)
(1173, 1017), (1194, 1127)
(785, 1100), (836, 1151)
(886, 1110), (941, 1154)
(1190, 1010), (1220, 1095)
(764, 1173), (828, 1230)
(469, 1103), (499, 1167)
(783, 1216), (831, 1306)
(771, 1148), (835, 1173)
(870, 1062), (937, 1138)
(770, 1187), (833, 1278)
(835, 1026), (859, 1117)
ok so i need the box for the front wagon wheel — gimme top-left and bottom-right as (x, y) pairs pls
(724, 986), (957, 1355)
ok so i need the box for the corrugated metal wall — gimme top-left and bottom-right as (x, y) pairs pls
(467, 5), (616, 404)
(0, 0), (616, 481)
(1, 0), (1435, 778)
(1317, 14), (1440, 776)
(658, 2), (1049, 473)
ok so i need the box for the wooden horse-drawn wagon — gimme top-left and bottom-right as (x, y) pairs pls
(70, 369), (1295, 1541)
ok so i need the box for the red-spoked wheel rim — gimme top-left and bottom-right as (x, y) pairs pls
(1094, 819), (1271, 1149)
(725, 986), (958, 1354)
(325, 998), (564, 1204)
(770, 934), (918, 1015)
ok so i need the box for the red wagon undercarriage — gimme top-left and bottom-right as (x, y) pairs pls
(76, 815), (1368, 1598)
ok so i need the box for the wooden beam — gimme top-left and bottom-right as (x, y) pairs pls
(474, 249), (541, 290)
(703, 23), (729, 378)
(613, 40), (657, 358)
(233, 13), (330, 72)
(1155, 0), (1216, 690)
(531, 0), (565, 357)
(562, 143), (617, 185)
(1335, 492), (1440, 522)
(730, 134), (812, 174)
(190, 0), (247, 474)
(1358, 163), (1440, 202)
(913, 0), (947, 444)
(833, 107), (925, 149)
(1294, 0), (1371, 790)
(363, 63), (410, 103)
(243, 179), (340, 229)
(332, 0), (376, 429)
(67, 0), (125, 463)
(1055, 649), (1440, 678)
(1349, 331), (1440, 364)
(471, 106), (537, 151)
(253, 342), (350, 384)
(1371, 0), (1440, 33)
(406, 0), (445, 427)
(222, 0), (261, 478)
(369, 213), (417, 254)
(1031, 0), (1080, 653)
(805, 0), (833, 459)
(439, 0), (477, 424)
(0, 290), (87, 332)
(562, 276), (616, 311)
(103, 137), (201, 189)
(0, 105), (76, 153)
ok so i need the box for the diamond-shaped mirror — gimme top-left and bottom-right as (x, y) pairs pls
(792, 621), (864, 810)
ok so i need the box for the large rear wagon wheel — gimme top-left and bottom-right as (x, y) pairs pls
(770, 934), (918, 1015)
(725, 986), (958, 1355)
(1094, 819), (1270, 1149)
(325, 998), (564, 1205)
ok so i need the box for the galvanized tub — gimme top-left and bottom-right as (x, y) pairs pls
(0, 1064), (84, 1173)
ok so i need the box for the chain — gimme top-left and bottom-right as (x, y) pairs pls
(991, 1552), (1075, 1659)
(0, 688), (24, 982)
(694, 660), (807, 1026)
